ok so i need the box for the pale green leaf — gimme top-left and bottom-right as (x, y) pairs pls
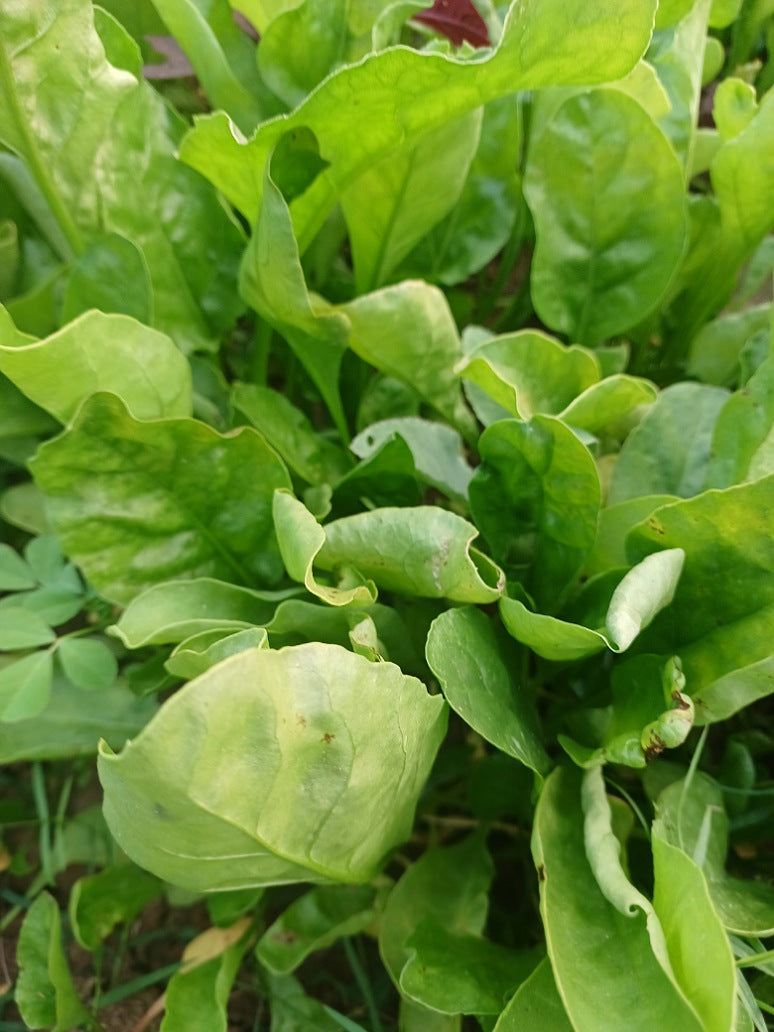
(0, 649), (54, 722)
(69, 864), (161, 950)
(99, 644), (447, 888)
(0, 606), (55, 650)
(493, 957), (573, 1031)
(165, 626), (269, 679)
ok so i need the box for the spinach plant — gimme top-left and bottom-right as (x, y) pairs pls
(1, 0), (774, 1028)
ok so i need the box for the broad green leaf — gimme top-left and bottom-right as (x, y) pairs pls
(648, 0), (711, 170)
(69, 864), (162, 950)
(166, 626), (269, 679)
(110, 579), (290, 647)
(499, 549), (684, 663)
(30, 394), (292, 604)
(533, 766), (703, 1031)
(239, 165), (475, 437)
(15, 892), (96, 1032)
(57, 637), (118, 691)
(317, 506), (504, 603)
(706, 356), (774, 488)
(257, 0), (364, 108)
(524, 89), (687, 345)
(651, 823), (737, 1032)
(239, 164), (349, 439)
(469, 416), (600, 611)
(457, 331), (600, 418)
(0, 481), (51, 535)
(232, 383), (352, 486)
(273, 491), (377, 607)
(329, 433), (421, 514)
(181, 1), (658, 246)
(694, 655), (774, 723)
(161, 919), (253, 1032)
(686, 304), (770, 386)
(0, 542), (35, 590)
(268, 973), (361, 1032)
(0, 650), (54, 722)
(399, 1000), (460, 1032)
(399, 93), (523, 286)
(60, 233), (152, 324)
(341, 110), (482, 293)
(656, 774), (774, 935)
(426, 607), (549, 776)
(0, 0), (244, 351)
(609, 382), (729, 504)
(0, 307), (192, 422)
(256, 885), (379, 973)
(400, 922), (539, 1015)
(350, 418), (473, 503)
(494, 957), (573, 1031)
(0, 670), (155, 763)
(149, 0), (264, 133)
(627, 476), (774, 698)
(0, 606), (54, 650)
(582, 765), (735, 1028)
(99, 644), (447, 888)
(379, 834), (492, 988)
(711, 77), (757, 142)
(584, 495), (680, 577)
(558, 375), (658, 436)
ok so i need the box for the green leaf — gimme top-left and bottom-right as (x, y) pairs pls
(3, 586), (84, 627)
(558, 375), (658, 437)
(267, 973), (360, 1032)
(533, 766), (704, 1031)
(69, 864), (162, 950)
(400, 922), (539, 1015)
(494, 957), (573, 1031)
(317, 506), (504, 603)
(499, 548), (684, 663)
(165, 626), (269, 679)
(232, 383), (352, 486)
(57, 637), (118, 691)
(426, 607), (549, 776)
(273, 491), (377, 607)
(627, 476), (774, 702)
(181, 1), (658, 244)
(609, 383), (730, 504)
(149, 0), (264, 134)
(469, 416), (600, 611)
(350, 418), (473, 503)
(655, 774), (774, 935)
(457, 330), (599, 418)
(584, 495), (678, 578)
(686, 304), (770, 387)
(524, 88), (687, 344)
(0, 542), (35, 590)
(0, 0), (244, 350)
(30, 394), (292, 604)
(706, 356), (774, 488)
(99, 644), (447, 888)
(651, 822), (737, 1032)
(0, 650), (54, 722)
(60, 233), (152, 324)
(256, 885), (380, 974)
(341, 110), (482, 293)
(0, 669), (155, 762)
(0, 307), (192, 422)
(239, 164), (475, 437)
(400, 93), (523, 286)
(110, 579), (292, 648)
(161, 919), (253, 1032)
(0, 606), (55, 649)
(379, 834), (492, 988)
(15, 892), (96, 1032)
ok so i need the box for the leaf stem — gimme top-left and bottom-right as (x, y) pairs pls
(342, 936), (383, 1032)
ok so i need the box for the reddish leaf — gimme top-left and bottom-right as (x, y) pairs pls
(415, 0), (490, 48)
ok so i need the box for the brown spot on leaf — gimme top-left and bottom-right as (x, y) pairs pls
(321, 733), (335, 744)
